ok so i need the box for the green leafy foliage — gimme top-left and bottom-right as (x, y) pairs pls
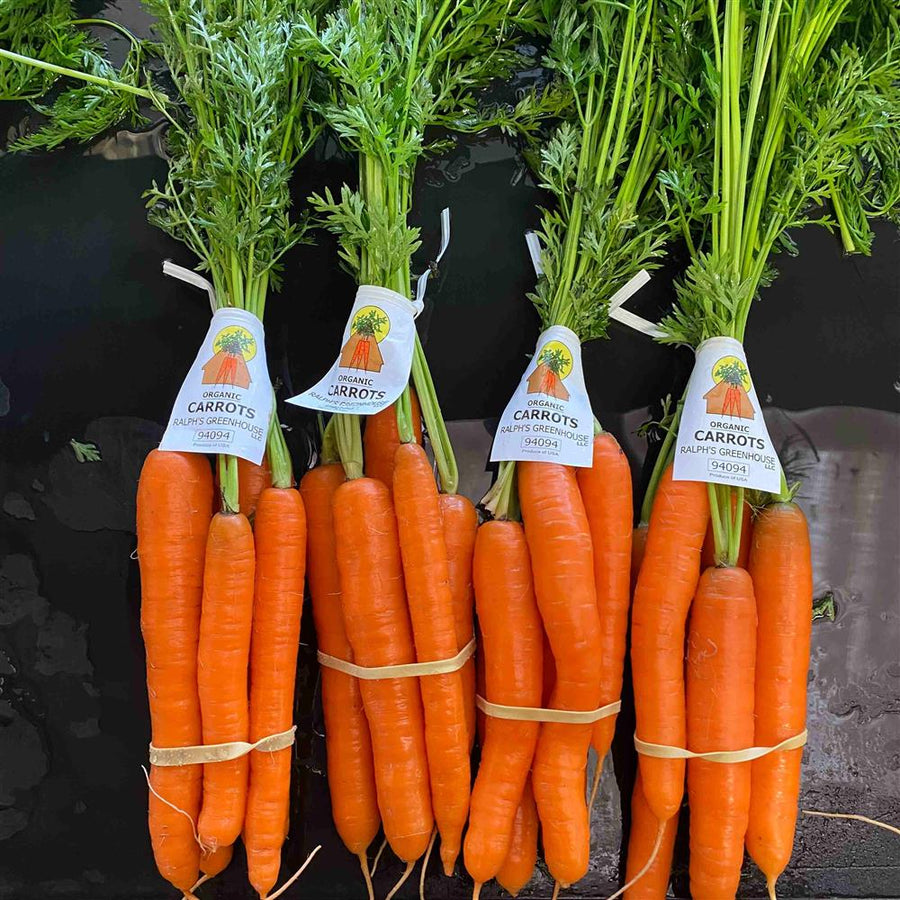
(525, 0), (679, 341)
(9, 43), (148, 149)
(304, 0), (544, 293)
(658, 0), (900, 346)
(0, 0), (88, 99)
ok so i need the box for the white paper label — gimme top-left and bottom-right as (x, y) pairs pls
(287, 285), (417, 415)
(673, 336), (781, 492)
(159, 308), (272, 464)
(490, 325), (594, 467)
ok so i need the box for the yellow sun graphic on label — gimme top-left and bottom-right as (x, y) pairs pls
(537, 341), (573, 379)
(350, 306), (391, 343)
(213, 325), (257, 361)
(711, 355), (751, 391)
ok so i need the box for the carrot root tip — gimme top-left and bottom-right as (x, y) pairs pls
(370, 837), (388, 877)
(358, 852), (375, 900)
(767, 877), (778, 900)
(385, 861), (415, 900)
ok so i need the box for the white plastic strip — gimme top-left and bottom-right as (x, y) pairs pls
(607, 269), (668, 338)
(414, 207), (451, 312)
(525, 231), (544, 276)
(163, 260), (217, 314)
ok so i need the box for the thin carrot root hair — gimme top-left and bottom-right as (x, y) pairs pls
(419, 829), (437, 900)
(140, 764), (206, 851)
(385, 861), (416, 900)
(767, 876), (777, 900)
(604, 821), (664, 900)
(551, 881), (561, 900)
(802, 810), (900, 837)
(262, 845), (322, 900)
(358, 852), (375, 900)
(189, 874), (211, 893)
(472, 883), (482, 900)
(370, 837), (388, 876)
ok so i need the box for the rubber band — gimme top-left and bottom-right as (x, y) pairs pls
(149, 725), (296, 767)
(317, 637), (475, 680)
(476, 695), (621, 725)
(634, 728), (807, 763)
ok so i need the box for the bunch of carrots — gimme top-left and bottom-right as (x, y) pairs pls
(7, 0), (900, 898)
(138, 440), (307, 900)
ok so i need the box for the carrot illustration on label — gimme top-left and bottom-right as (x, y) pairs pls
(202, 326), (256, 387)
(340, 306), (389, 372)
(703, 357), (754, 419)
(527, 343), (572, 400)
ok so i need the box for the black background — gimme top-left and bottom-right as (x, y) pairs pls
(1, 15), (899, 899)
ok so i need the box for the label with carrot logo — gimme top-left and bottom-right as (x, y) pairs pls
(160, 308), (272, 464)
(491, 325), (594, 467)
(288, 285), (417, 415)
(674, 336), (780, 492)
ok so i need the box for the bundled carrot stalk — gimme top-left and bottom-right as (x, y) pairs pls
(627, 3), (899, 896)
(138, 450), (213, 894)
(297, 2), (545, 888)
(5, 2), (327, 893)
(478, 0), (675, 890)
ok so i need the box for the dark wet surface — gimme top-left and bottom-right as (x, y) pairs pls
(1, 10), (899, 897)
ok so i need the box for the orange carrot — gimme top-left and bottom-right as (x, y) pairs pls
(630, 465), (709, 823)
(541, 629), (556, 708)
(137, 450), (212, 894)
(686, 566), (756, 899)
(496, 777), (539, 898)
(576, 432), (633, 762)
(623, 770), (678, 899)
(200, 844), (233, 878)
(299, 464), (380, 869)
(464, 520), (543, 887)
(197, 511), (256, 851)
(475, 620), (486, 748)
(701, 495), (752, 569)
(244, 487), (306, 897)
(439, 492), (478, 750)
(364, 389), (422, 491)
(393, 442), (471, 874)
(519, 461), (602, 887)
(746, 502), (812, 897)
(332, 476), (433, 863)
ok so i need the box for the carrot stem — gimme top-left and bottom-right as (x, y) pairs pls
(218, 455), (239, 514)
(320, 415), (340, 465)
(639, 393), (683, 525)
(396, 385), (415, 444)
(482, 459), (519, 522)
(265, 404), (293, 489)
(333, 414), (363, 480)
(411, 335), (458, 494)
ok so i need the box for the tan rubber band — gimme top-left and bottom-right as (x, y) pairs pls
(149, 725), (296, 766)
(317, 637), (476, 680)
(634, 728), (807, 762)
(477, 695), (622, 725)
